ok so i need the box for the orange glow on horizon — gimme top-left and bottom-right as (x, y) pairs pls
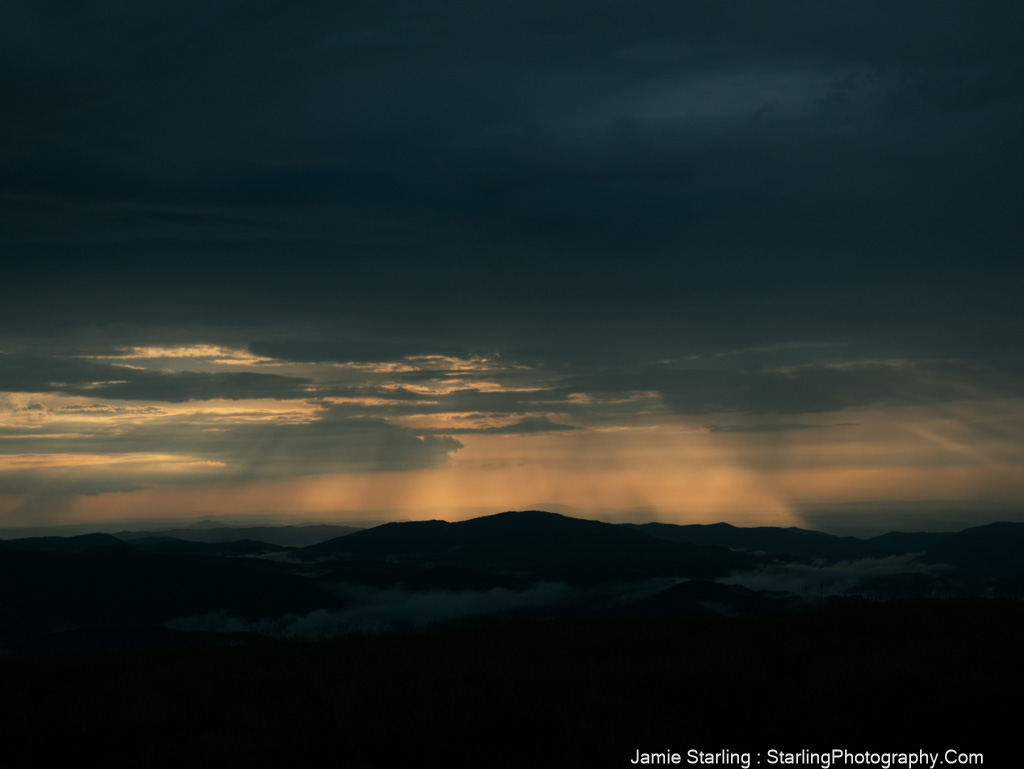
(2, 398), (1024, 529)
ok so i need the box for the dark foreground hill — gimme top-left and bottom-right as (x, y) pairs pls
(0, 532), (123, 553)
(0, 544), (345, 645)
(2, 599), (1018, 766)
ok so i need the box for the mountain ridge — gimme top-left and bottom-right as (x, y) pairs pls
(301, 509), (760, 582)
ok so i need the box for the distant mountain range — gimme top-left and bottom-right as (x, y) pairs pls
(115, 524), (363, 547)
(2, 510), (1022, 656)
(623, 521), (956, 561)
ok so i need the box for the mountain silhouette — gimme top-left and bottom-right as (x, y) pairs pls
(6, 511), (1023, 660)
(124, 537), (290, 557)
(921, 521), (1024, 592)
(114, 524), (362, 547)
(303, 510), (758, 582)
(866, 530), (952, 553)
(623, 521), (884, 562)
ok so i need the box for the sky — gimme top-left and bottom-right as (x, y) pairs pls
(2, 1), (1023, 534)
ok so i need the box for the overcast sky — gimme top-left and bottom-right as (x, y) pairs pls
(2, 1), (1022, 533)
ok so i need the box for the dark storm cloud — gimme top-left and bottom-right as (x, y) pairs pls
(324, 360), (994, 421)
(206, 412), (464, 477)
(0, 353), (310, 402)
(5, 2), (1021, 253)
(0, 1), (1021, 414)
(417, 417), (579, 436)
(656, 365), (946, 415)
(248, 340), (462, 365)
(1, 408), (463, 473)
(705, 423), (855, 434)
(323, 386), (580, 419)
(567, 357), (1024, 416)
(324, 386), (437, 403)
(0, 470), (147, 497)
(0, 406), (464, 495)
